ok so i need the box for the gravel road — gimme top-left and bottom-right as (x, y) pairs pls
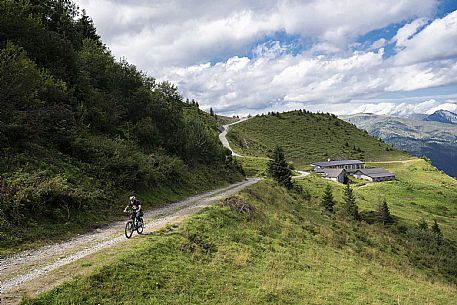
(218, 117), (249, 157)
(0, 178), (260, 303)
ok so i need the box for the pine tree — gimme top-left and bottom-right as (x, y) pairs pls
(376, 198), (391, 224)
(267, 146), (292, 189)
(321, 184), (335, 212)
(342, 184), (359, 220)
(209, 107), (214, 116)
(77, 9), (102, 46)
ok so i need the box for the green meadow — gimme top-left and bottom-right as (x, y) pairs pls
(296, 159), (457, 242)
(25, 179), (457, 304)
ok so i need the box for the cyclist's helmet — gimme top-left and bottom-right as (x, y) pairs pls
(129, 195), (136, 201)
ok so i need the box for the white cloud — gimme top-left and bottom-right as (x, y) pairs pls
(394, 10), (457, 65)
(71, 0), (457, 116)
(386, 60), (457, 91)
(163, 47), (389, 113)
(427, 100), (457, 113)
(75, 0), (436, 68)
(371, 38), (387, 50)
(391, 18), (428, 48)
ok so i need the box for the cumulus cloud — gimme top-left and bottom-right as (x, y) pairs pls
(76, 0), (436, 68)
(163, 48), (389, 113)
(72, 0), (457, 115)
(391, 18), (428, 48)
(394, 10), (457, 65)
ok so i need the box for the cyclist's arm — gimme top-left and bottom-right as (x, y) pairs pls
(137, 204), (142, 212)
(123, 205), (130, 213)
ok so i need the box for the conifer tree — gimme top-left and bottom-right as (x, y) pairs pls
(267, 146), (292, 189)
(376, 198), (392, 224)
(78, 9), (101, 45)
(321, 184), (335, 212)
(209, 107), (214, 116)
(342, 184), (359, 220)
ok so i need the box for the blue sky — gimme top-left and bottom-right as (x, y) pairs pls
(76, 0), (457, 116)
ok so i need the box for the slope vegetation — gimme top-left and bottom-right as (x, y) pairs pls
(25, 180), (457, 304)
(227, 111), (409, 168)
(0, 1), (243, 255)
(298, 158), (457, 242)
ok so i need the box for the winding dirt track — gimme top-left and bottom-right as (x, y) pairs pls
(0, 178), (260, 304)
(218, 117), (249, 157)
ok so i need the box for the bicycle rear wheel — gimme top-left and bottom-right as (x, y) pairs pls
(125, 221), (134, 238)
(137, 218), (144, 234)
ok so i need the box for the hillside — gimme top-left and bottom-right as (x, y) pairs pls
(25, 169), (457, 304)
(341, 113), (457, 177)
(227, 111), (409, 168)
(0, 1), (243, 255)
(22, 113), (457, 303)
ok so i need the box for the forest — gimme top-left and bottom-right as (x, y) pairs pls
(0, 0), (243, 252)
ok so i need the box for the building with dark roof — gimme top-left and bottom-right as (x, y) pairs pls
(353, 168), (395, 182)
(312, 159), (364, 173)
(320, 168), (347, 184)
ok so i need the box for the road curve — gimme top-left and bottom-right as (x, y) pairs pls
(218, 118), (249, 157)
(0, 178), (260, 304)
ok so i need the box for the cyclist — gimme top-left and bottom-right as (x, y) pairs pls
(123, 195), (143, 225)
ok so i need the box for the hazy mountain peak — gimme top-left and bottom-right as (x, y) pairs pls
(424, 109), (457, 124)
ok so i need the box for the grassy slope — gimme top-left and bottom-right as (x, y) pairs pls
(227, 111), (409, 168)
(26, 180), (456, 305)
(296, 159), (457, 242)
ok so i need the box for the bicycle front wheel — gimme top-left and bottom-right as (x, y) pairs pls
(137, 218), (144, 234)
(125, 221), (134, 238)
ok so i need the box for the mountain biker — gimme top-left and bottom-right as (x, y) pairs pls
(123, 196), (143, 224)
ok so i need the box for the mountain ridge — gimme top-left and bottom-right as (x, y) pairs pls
(341, 113), (457, 177)
(423, 109), (457, 124)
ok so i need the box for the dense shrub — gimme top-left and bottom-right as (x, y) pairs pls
(0, 0), (244, 250)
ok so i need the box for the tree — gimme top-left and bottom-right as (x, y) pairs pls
(209, 107), (214, 116)
(342, 184), (359, 220)
(321, 184), (335, 212)
(376, 198), (392, 224)
(267, 146), (292, 189)
(184, 114), (223, 166)
(77, 9), (102, 47)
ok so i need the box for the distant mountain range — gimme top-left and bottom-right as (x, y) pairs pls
(423, 110), (457, 124)
(341, 112), (457, 178)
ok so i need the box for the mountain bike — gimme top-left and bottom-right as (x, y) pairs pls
(125, 211), (144, 238)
